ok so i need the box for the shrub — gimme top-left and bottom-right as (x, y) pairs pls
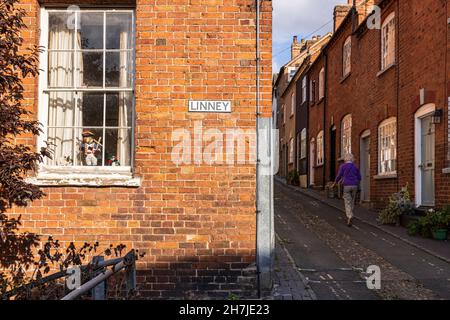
(287, 170), (300, 186)
(378, 187), (415, 225)
(407, 208), (450, 238)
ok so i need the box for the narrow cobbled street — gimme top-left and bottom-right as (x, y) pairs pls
(273, 180), (450, 300)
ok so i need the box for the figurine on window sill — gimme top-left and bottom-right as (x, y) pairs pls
(107, 155), (120, 166)
(81, 130), (102, 166)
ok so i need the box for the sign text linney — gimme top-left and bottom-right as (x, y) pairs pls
(189, 100), (232, 113)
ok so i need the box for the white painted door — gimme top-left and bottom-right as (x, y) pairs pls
(420, 116), (435, 206)
(360, 135), (370, 202)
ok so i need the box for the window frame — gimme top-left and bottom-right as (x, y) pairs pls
(291, 92), (295, 116)
(378, 117), (397, 175)
(381, 12), (396, 71)
(341, 115), (352, 157)
(316, 131), (324, 166)
(36, 7), (138, 185)
(301, 76), (307, 103)
(318, 68), (325, 100)
(300, 128), (307, 159)
(289, 138), (294, 164)
(309, 79), (315, 103)
(342, 36), (352, 77)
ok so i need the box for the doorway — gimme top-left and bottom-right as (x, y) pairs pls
(310, 139), (315, 186)
(284, 144), (288, 178)
(360, 131), (371, 202)
(415, 104), (436, 207)
(329, 127), (337, 181)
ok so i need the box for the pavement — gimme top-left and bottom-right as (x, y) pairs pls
(272, 177), (450, 300)
(270, 236), (317, 300)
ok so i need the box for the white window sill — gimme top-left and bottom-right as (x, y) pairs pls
(377, 63), (396, 77)
(373, 173), (398, 180)
(27, 166), (141, 187)
(340, 72), (351, 83)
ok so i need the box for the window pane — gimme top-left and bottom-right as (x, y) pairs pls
(48, 91), (77, 127)
(81, 93), (104, 127)
(79, 128), (103, 166)
(105, 129), (131, 166)
(106, 13), (132, 50)
(48, 13), (74, 50)
(79, 12), (104, 49)
(106, 93), (132, 127)
(105, 52), (120, 87)
(105, 52), (132, 87)
(47, 128), (75, 166)
(80, 52), (103, 87)
(48, 52), (74, 88)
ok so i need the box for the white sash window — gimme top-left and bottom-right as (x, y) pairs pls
(378, 117), (397, 174)
(318, 68), (325, 99)
(343, 36), (351, 77)
(341, 115), (352, 157)
(316, 131), (324, 166)
(289, 138), (294, 164)
(301, 77), (307, 103)
(381, 13), (396, 71)
(300, 128), (307, 159)
(39, 9), (135, 171)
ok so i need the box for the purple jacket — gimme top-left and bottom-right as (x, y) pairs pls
(335, 162), (361, 187)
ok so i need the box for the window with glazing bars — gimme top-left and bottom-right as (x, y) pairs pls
(41, 9), (135, 168)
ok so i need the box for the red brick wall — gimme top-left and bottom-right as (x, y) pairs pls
(12, 0), (272, 299)
(396, 0), (448, 207)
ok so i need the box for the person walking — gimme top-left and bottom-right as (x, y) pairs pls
(333, 153), (361, 227)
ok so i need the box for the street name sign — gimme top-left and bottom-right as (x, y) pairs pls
(188, 100), (232, 113)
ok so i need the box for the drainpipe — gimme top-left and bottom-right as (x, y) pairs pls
(323, 51), (328, 189)
(396, 0), (400, 192)
(255, 0), (261, 298)
(445, 0), (449, 167)
(255, 0), (274, 298)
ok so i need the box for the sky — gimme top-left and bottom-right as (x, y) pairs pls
(273, 0), (343, 74)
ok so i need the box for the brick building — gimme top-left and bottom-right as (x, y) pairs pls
(303, 0), (450, 209)
(273, 34), (330, 180)
(10, 0), (273, 298)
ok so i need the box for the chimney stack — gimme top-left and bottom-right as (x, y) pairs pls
(291, 35), (301, 60)
(354, 0), (376, 24)
(333, 3), (352, 32)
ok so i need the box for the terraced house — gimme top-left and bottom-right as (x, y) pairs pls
(277, 0), (450, 210)
(11, 0), (273, 298)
